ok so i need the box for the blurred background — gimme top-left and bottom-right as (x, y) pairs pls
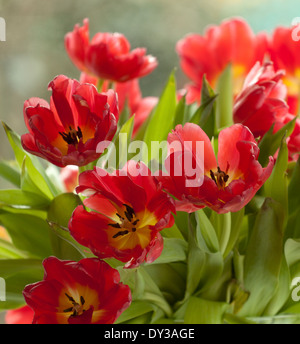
(1, 0), (300, 164)
(0, 0), (300, 324)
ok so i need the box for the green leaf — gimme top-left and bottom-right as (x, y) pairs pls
(174, 94), (187, 126)
(184, 296), (229, 324)
(0, 258), (42, 278)
(0, 160), (20, 187)
(0, 268), (44, 310)
(195, 209), (220, 253)
(2, 122), (59, 197)
(115, 300), (155, 324)
(215, 63), (233, 129)
(98, 115), (135, 170)
(185, 215), (205, 297)
(0, 212), (53, 259)
(139, 267), (173, 318)
(288, 157), (300, 215)
(147, 238), (187, 265)
(264, 135), (288, 221)
(160, 222), (185, 240)
(20, 157), (53, 201)
(239, 198), (285, 317)
(143, 71), (177, 163)
(263, 256), (290, 316)
(47, 193), (86, 260)
(0, 239), (28, 259)
(223, 208), (244, 258)
(224, 313), (257, 324)
(174, 211), (190, 241)
(190, 76), (217, 139)
(184, 214), (223, 298)
(0, 189), (50, 209)
(284, 238), (300, 291)
(258, 117), (297, 166)
(145, 263), (186, 305)
(115, 115), (135, 168)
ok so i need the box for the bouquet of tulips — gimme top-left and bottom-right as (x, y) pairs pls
(1, 17), (300, 325)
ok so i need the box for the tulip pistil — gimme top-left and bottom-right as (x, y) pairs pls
(109, 204), (140, 238)
(63, 293), (86, 317)
(59, 126), (83, 146)
(210, 166), (229, 190)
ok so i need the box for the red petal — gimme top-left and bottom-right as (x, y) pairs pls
(168, 123), (217, 172)
(217, 124), (256, 176)
(64, 18), (90, 73)
(48, 75), (79, 129)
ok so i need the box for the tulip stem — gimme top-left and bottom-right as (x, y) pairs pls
(143, 291), (173, 318)
(216, 63), (233, 129)
(219, 212), (231, 256)
(97, 78), (105, 93)
(78, 162), (95, 175)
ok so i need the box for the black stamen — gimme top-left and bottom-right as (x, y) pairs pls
(132, 228), (136, 232)
(80, 296), (85, 306)
(132, 219), (139, 226)
(123, 204), (135, 221)
(109, 223), (122, 229)
(113, 230), (129, 238)
(124, 211), (132, 221)
(63, 307), (74, 313)
(210, 170), (216, 183)
(77, 126), (83, 139)
(65, 293), (76, 304)
(59, 126), (83, 146)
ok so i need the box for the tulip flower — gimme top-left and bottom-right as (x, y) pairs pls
(5, 305), (34, 324)
(69, 161), (175, 268)
(233, 62), (289, 138)
(80, 73), (158, 135)
(269, 25), (300, 115)
(158, 123), (274, 214)
(176, 17), (267, 103)
(60, 166), (79, 192)
(65, 19), (158, 83)
(274, 113), (300, 161)
(23, 257), (132, 324)
(21, 75), (118, 167)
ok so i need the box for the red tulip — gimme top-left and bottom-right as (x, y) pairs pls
(233, 62), (289, 138)
(60, 166), (79, 192)
(5, 305), (34, 324)
(69, 161), (175, 268)
(268, 24), (300, 115)
(23, 257), (132, 324)
(21, 75), (118, 167)
(65, 19), (158, 82)
(274, 113), (300, 162)
(158, 123), (274, 214)
(80, 73), (158, 135)
(176, 18), (267, 102)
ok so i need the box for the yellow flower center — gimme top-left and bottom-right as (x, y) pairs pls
(210, 164), (230, 190)
(108, 204), (157, 250)
(59, 126), (83, 146)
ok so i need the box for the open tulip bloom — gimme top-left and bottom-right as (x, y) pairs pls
(65, 18), (158, 83)
(158, 123), (274, 214)
(69, 161), (176, 268)
(21, 75), (118, 167)
(1, 16), (300, 325)
(23, 257), (131, 324)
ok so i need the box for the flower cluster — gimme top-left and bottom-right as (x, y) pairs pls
(1, 17), (300, 325)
